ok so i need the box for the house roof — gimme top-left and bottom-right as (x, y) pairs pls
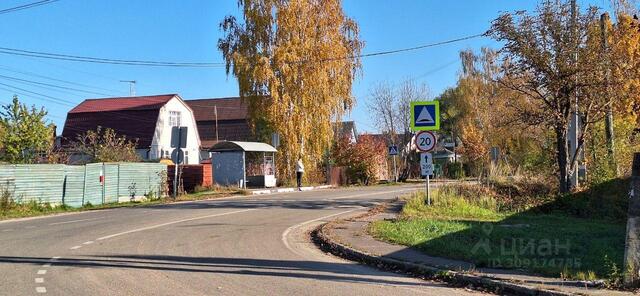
(333, 121), (357, 140)
(185, 97), (248, 122)
(433, 148), (457, 158)
(69, 94), (177, 113)
(209, 141), (277, 153)
(62, 94), (179, 148)
(358, 133), (391, 145)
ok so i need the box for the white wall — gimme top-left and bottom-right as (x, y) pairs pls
(148, 96), (202, 165)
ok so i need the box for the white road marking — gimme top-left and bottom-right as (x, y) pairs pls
(42, 263), (51, 268)
(1, 229), (12, 232)
(36, 287), (46, 293)
(83, 241), (94, 245)
(282, 208), (361, 253)
(37, 270), (47, 275)
(280, 193), (439, 295)
(70, 245), (82, 250)
(48, 217), (103, 226)
(35, 278), (44, 283)
(96, 208), (256, 241)
(330, 188), (419, 200)
(51, 256), (61, 260)
(280, 187), (419, 252)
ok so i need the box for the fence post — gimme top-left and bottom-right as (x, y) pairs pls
(81, 164), (87, 206)
(117, 164), (120, 202)
(624, 153), (640, 287)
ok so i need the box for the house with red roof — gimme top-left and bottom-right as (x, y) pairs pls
(184, 97), (256, 159)
(61, 94), (202, 164)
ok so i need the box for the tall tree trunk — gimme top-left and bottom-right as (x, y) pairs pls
(555, 124), (570, 193)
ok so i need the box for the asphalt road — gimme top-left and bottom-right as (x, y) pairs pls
(0, 185), (481, 296)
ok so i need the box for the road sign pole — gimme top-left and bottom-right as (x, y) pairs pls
(426, 174), (431, 205)
(411, 101), (440, 206)
(393, 155), (398, 182)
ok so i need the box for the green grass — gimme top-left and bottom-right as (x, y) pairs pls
(370, 186), (626, 281)
(0, 186), (246, 221)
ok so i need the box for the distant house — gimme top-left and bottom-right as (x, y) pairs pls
(358, 133), (391, 181)
(333, 121), (358, 143)
(185, 97), (255, 160)
(61, 94), (202, 164)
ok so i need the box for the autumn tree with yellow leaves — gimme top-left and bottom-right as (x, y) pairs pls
(218, 0), (363, 181)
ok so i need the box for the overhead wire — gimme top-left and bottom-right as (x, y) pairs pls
(0, 47), (225, 67)
(0, 32), (486, 67)
(0, 0), (60, 15)
(0, 64), (125, 95)
(0, 74), (114, 97)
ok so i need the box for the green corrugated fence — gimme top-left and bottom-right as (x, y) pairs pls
(0, 163), (167, 207)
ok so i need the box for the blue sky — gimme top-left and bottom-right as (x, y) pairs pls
(0, 0), (614, 134)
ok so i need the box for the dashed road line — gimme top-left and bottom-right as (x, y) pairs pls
(70, 245), (82, 250)
(42, 263), (51, 268)
(36, 286), (46, 293)
(35, 278), (44, 283)
(1, 229), (12, 232)
(37, 270), (47, 275)
(83, 241), (94, 245)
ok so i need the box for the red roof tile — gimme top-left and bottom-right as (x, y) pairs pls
(62, 94), (178, 148)
(69, 94), (177, 113)
(185, 97), (248, 121)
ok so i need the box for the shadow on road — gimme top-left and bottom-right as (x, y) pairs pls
(0, 254), (436, 287)
(144, 197), (391, 211)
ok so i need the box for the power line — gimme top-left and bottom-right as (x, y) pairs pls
(0, 64), (125, 95)
(0, 0), (60, 15)
(297, 33), (487, 64)
(0, 74), (114, 97)
(0, 81), (76, 106)
(0, 32), (486, 67)
(0, 47), (225, 67)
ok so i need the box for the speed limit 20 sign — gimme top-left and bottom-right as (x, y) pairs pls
(415, 131), (436, 152)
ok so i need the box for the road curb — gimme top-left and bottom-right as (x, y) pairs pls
(251, 185), (334, 195)
(312, 220), (575, 296)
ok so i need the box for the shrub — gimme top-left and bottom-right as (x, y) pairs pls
(446, 162), (464, 179)
(0, 185), (14, 212)
(331, 135), (385, 185)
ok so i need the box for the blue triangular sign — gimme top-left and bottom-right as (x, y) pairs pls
(416, 106), (435, 124)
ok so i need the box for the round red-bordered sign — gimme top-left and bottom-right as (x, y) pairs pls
(415, 131), (436, 152)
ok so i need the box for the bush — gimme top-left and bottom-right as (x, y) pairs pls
(446, 162), (464, 179)
(0, 183), (14, 212)
(331, 135), (385, 185)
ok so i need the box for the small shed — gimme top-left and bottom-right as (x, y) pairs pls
(209, 141), (277, 188)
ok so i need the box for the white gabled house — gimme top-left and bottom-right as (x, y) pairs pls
(61, 94), (202, 164)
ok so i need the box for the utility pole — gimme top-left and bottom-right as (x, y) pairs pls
(601, 12), (618, 176)
(120, 80), (136, 96)
(214, 105), (219, 142)
(570, 0), (580, 189)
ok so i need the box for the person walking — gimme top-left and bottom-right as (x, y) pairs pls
(296, 159), (304, 190)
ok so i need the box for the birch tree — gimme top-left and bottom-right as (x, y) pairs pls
(218, 0), (363, 181)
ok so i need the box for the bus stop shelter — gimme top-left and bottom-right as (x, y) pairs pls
(209, 141), (277, 188)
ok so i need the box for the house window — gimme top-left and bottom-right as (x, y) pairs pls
(169, 111), (181, 127)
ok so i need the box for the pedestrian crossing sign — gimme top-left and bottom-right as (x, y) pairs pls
(410, 101), (440, 131)
(388, 145), (398, 155)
